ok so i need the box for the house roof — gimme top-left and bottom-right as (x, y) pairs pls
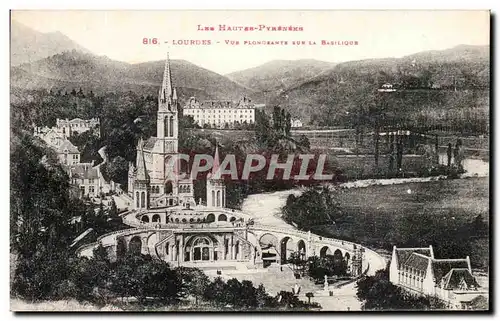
(135, 139), (149, 182)
(395, 247), (433, 265)
(143, 137), (158, 151)
(403, 252), (430, 271)
(56, 139), (79, 154)
(441, 268), (479, 290)
(431, 259), (469, 282)
(69, 163), (99, 179)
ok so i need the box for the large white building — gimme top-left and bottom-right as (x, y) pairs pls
(183, 97), (255, 128)
(389, 245), (488, 310)
(56, 117), (100, 138)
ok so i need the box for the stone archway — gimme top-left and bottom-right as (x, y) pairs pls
(192, 237), (212, 261)
(206, 213), (215, 223)
(141, 215), (149, 223)
(218, 214), (227, 222)
(320, 246), (332, 258)
(165, 181), (173, 194)
(344, 252), (350, 265)
(297, 239), (307, 259)
(280, 236), (294, 264)
(152, 214), (161, 223)
(116, 237), (127, 258)
(129, 236), (142, 255)
(259, 233), (279, 250)
(230, 216), (236, 222)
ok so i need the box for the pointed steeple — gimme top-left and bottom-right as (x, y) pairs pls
(136, 138), (149, 182)
(172, 87), (178, 101)
(161, 53), (174, 102)
(211, 143), (220, 177)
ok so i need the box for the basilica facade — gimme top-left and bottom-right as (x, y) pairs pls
(128, 55), (225, 211)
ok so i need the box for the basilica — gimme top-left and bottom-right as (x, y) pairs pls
(127, 55), (225, 210)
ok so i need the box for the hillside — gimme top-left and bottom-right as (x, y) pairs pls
(10, 20), (91, 66)
(11, 50), (255, 101)
(269, 45), (490, 133)
(227, 59), (335, 93)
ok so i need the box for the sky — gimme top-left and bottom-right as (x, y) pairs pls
(11, 10), (490, 74)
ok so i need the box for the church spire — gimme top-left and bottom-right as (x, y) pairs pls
(211, 143), (220, 177)
(136, 138), (149, 182)
(161, 53), (173, 102)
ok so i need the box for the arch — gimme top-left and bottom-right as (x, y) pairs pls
(211, 190), (215, 207)
(320, 246), (332, 258)
(297, 240), (307, 259)
(344, 252), (350, 264)
(206, 213), (215, 223)
(192, 237), (211, 261)
(230, 217), (236, 222)
(140, 191), (146, 208)
(152, 214), (160, 223)
(280, 236), (293, 264)
(135, 191), (140, 208)
(216, 191), (221, 207)
(141, 215), (149, 223)
(128, 236), (142, 255)
(165, 181), (173, 194)
(218, 214), (227, 222)
(333, 249), (343, 259)
(259, 233), (279, 250)
(222, 192), (225, 207)
(169, 116), (174, 137)
(116, 237), (127, 258)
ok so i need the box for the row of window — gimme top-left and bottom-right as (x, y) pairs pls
(193, 115), (252, 119)
(185, 109), (254, 113)
(79, 186), (95, 195)
(72, 178), (96, 184)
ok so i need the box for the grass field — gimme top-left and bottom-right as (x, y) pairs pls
(312, 177), (489, 268)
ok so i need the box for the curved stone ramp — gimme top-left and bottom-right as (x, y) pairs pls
(76, 224), (385, 277)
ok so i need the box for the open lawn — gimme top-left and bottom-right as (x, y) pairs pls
(312, 177), (489, 269)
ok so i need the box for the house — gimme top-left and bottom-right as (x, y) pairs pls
(56, 139), (80, 165)
(378, 83), (396, 92)
(389, 245), (488, 310)
(68, 163), (102, 198)
(56, 117), (100, 138)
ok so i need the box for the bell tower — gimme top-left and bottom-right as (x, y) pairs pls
(157, 53), (179, 153)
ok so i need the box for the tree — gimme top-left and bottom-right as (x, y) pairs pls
(109, 198), (118, 217)
(282, 186), (342, 230)
(356, 269), (431, 310)
(105, 156), (129, 187)
(176, 267), (210, 305)
(305, 292), (314, 304)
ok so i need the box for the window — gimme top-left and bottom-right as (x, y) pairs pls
(89, 186), (95, 194)
(89, 179), (94, 184)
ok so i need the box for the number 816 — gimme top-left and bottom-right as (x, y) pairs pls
(143, 38), (158, 44)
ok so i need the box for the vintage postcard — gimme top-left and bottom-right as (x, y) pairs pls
(10, 10), (490, 312)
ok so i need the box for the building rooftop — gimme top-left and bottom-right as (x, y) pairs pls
(56, 139), (79, 154)
(395, 246), (434, 265)
(441, 268), (480, 291)
(69, 163), (99, 179)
